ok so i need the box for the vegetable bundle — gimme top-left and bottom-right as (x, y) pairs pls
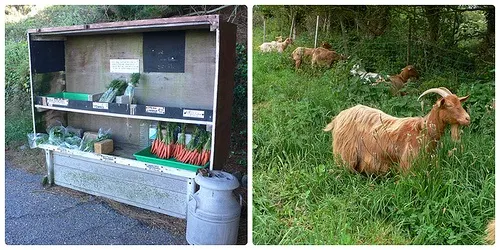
(150, 122), (211, 166)
(99, 79), (127, 103)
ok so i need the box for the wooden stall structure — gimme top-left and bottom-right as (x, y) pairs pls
(28, 15), (236, 219)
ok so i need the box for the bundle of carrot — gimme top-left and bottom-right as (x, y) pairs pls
(158, 123), (176, 159)
(173, 124), (186, 159)
(175, 128), (211, 166)
(150, 122), (162, 155)
(199, 132), (211, 166)
(176, 126), (200, 164)
(151, 122), (177, 159)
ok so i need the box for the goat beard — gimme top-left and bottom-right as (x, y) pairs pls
(450, 124), (461, 142)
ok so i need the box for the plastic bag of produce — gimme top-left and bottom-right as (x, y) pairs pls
(79, 128), (112, 152)
(64, 136), (82, 150)
(66, 126), (83, 138)
(27, 133), (49, 149)
(48, 126), (67, 146)
(79, 133), (95, 152)
(97, 128), (112, 141)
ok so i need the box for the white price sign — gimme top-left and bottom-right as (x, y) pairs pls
(92, 102), (109, 110)
(46, 97), (68, 106)
(145, 106), (166, 115)
(183, 109), (205, 119)
(110, 59), (140, 73)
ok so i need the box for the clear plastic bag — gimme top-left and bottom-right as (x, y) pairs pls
(64, 136), (82, 150)
(124, 83), (135, 104)
(27, 133), (49, 149)
(48, 125), (67, 146)
(97, 128), (112, 141)
(79, 128), (112, 152)
(66, 126), (83, 138)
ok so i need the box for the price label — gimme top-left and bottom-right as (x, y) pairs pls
(92, 102), (109, 110)
(46, 97), (68, 106)
(145, 106), (165, 115)
(183, 109), (205, 119)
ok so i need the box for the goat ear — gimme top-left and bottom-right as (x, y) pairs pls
(438, 98), (446, 107)
(459, 95), (470, 103)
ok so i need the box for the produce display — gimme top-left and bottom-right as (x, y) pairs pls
(79, 128), (112, 152)
(124, 73), (141, 104)
(151, 122), (211, 166)
(27, 125), (112, 153)
(98, 79), (127, 103)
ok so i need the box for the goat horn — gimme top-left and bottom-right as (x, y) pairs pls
(418, 88), (450, 101)
(439, 87), (453, 95)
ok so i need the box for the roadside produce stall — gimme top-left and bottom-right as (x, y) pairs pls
(28, 15), (236, 219)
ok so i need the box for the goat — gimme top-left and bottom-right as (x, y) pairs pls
(311, 47), (348, 68)
(275, 36), (283, 42)
(323, 87), (470, 174)
(485, 219), (495, 244)
(350, 64), (387, 85)
(259, 37), (293, 53)
(321, 41), (332, 50)
(388, 65), (419, 93)
(291, 43), (333, 70)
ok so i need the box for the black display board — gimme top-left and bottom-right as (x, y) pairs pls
(143, 31), (185, 73)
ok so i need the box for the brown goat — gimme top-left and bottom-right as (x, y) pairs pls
(323, 87), (470, 174)
(291, 43), (333, 70)
(389, 65), (419, 93)
(321, 41), (332, 50)
(311, 47), (347, 68)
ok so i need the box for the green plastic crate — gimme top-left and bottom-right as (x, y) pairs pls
(133, 146), (206, 172)
(45, 92), (97, 101)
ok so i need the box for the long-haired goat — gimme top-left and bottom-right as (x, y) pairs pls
(259, 37), (293, 53)
(323, 87), (470, 174)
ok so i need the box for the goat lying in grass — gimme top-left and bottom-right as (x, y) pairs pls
(259, 37), (293, 53)
(349, 64), (387, 85)
(324, 87), (470, 174)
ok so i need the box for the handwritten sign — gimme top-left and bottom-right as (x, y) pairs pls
(46, 97), (68, 106)
(145, 106), (165, 115)
(183, 109), (205, 119)
(110, 59), (140, 73)
(92, 102), (109, 110)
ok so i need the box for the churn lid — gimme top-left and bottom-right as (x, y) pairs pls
(195, 170), (240, 191)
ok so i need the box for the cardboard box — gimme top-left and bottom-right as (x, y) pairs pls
(94, 139), (114, 154)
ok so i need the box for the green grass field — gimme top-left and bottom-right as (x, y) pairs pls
(252, 50), (495, 244)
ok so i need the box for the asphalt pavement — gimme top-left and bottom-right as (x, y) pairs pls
(4, 161), (187, 245)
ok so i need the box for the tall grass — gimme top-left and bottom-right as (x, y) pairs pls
(252, 50), (494, 244)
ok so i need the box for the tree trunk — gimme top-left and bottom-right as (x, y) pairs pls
(339, 15), (348, 54)
(485, 6), (495, 47)
(407, 9), (412, 66)
(425, 6), (441, 43)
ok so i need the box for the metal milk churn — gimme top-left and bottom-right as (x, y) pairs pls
(186, 170), (242, 245)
